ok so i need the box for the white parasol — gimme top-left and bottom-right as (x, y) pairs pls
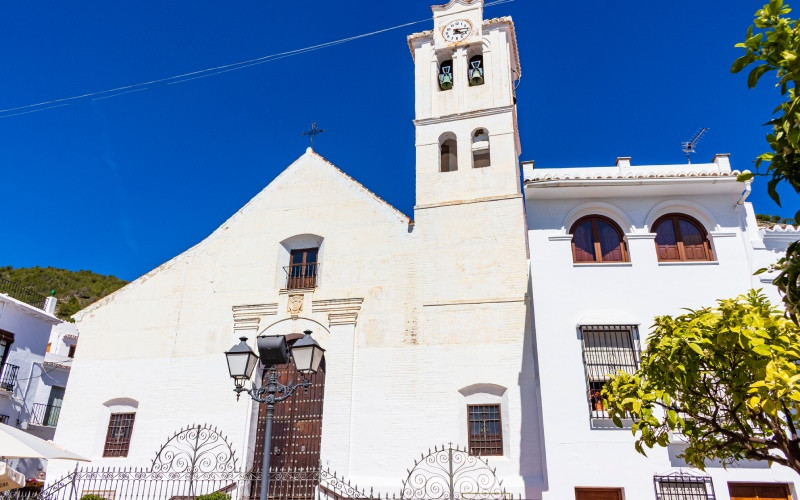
(0, 423), (89, 461)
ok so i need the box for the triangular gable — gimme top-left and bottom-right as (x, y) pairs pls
(74, 148), (411, 320)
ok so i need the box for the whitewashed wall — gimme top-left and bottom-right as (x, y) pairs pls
(524, 158), (800, 500)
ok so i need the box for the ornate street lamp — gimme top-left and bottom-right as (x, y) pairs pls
(224, 330), (326, 500)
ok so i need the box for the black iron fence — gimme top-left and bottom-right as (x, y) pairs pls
(0, 363), (19, 392)
(0, 277), (47, 310)
(29, 404), (61, 427)
(0, 467), (391, 500)
(0, 436), (520, 500)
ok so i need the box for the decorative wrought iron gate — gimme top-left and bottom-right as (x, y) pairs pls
(400, 444), (513, 499)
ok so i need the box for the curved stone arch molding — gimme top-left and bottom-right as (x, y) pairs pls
(644, 200), (717, 233)
(258, 316), (332, 351)
(561, 202), (634, 234)
(458, 382), (507, 397)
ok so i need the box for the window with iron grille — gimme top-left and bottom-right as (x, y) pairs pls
(654, 473), (715, 500)
(468, 404), (502, 456)
(580, 325), (640, 420)
(103, 413), (136, 457)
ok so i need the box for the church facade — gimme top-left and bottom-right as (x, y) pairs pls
(49, 1), (800, 499)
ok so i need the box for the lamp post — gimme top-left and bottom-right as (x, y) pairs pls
(225, 330), (325, 500)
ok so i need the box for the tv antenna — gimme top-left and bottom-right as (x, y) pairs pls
(681, 128), (708, 164)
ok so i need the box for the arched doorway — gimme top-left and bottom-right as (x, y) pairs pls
(252, 335), (326, 499)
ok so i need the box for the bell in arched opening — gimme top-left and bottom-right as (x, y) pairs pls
(472, 128), (490, 168)
(468, 54), (484, 86)
(439, 60), (454, 90)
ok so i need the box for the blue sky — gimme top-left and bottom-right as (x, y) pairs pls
(2, 0), (797, 282)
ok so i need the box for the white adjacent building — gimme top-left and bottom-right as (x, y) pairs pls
(47, 1), (800, 499)
(524, 156), (800, 499)
(0, 279), (70, 479)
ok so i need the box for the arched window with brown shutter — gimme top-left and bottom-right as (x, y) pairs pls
(569, 216), (628, 263)
(653, 214), (713, 262)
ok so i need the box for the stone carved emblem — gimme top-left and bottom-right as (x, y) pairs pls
(287, 295), (304, 315)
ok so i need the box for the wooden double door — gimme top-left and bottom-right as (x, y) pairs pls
(729, 483), (790, 500)
(574, 488), (623, 500)
(252, 352), (326, 499)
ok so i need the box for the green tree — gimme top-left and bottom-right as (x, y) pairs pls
(732, 0), (800, 322)
(195, 493), (231, 500)
(603, 291), (800, 473)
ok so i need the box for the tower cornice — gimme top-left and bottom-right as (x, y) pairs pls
(413, 104), (515, 126)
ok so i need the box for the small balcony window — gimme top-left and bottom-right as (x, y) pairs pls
(285, 248), (319, 289)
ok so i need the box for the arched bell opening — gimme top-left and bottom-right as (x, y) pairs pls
(438, 58), (454, 91)
(472, 128), (490, 168)
(468, 54), (484, 86)
(440, 132), (458, 172)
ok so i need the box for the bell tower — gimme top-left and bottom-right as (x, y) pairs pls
(408, 0), (528, 306)
(408, 0), (522, 208)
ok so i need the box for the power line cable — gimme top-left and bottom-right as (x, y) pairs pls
(0, 0), (514, 119)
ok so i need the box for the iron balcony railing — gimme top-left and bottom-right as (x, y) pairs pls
(30, 403), (61, 427)
(284, 263), (320, 290)
(0, 363), (19, 392)
(0, 414), (8, 424)
(0, 276), (47, 310)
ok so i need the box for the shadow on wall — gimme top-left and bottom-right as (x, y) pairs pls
(667, 443), (768, 469)
(519, 284), (548, 500)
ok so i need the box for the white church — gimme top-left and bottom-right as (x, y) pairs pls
(46, 1), (800, 499)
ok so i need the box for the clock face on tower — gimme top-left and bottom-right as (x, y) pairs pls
(442, 19), (472, 43)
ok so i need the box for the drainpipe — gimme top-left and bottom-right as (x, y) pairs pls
(737, 180), (752, 206)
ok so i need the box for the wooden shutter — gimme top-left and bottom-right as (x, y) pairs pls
(729, 483), (790, 500)
(655, 218), (680, 261)
(572, 220), (596, 262)
(678, 219), (710, 261)
(595, 219), (625, 262)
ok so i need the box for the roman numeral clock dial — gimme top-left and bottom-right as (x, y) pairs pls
(443, 19), (472, 43)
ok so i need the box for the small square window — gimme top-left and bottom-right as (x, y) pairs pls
(103, 413), (136, 457)
(467, 404), (502, 456)
(68, 344), (76, 358)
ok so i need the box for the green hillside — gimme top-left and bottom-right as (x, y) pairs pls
(0, 266), (128, 321)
